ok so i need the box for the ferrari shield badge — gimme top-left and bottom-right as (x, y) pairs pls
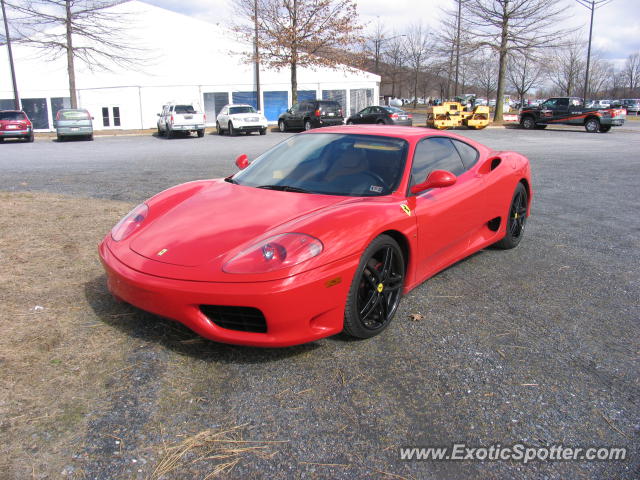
(401, 204), (411, 216)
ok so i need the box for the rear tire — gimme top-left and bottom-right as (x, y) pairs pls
(26, 133), (34, 143)
(494, 183), (528, 250)
(584, 117), (600, 133)
(197, 129), (205, 137)
(166, 126), (173, 138)
(376, 120), (386, 125)
(87, 134), (94, 141)
(347, 120), (354, 125)
(304, 119), (312, 131)
(260, 128), (267, 135)
(534, 125), (547, 130)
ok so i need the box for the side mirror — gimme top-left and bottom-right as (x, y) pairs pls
(235, 154), (249, 170)
(410, 170), (457, 194)
(157, 113), (161, 117)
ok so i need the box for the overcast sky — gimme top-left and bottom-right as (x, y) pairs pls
(145, 0), (640, 66)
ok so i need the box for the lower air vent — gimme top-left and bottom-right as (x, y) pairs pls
(488, 217), (501, 231)
(200, 305), (267, 333)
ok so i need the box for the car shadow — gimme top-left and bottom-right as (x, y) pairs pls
(84, 275), (320, 363)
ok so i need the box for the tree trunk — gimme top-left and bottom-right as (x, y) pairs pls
(65, 0), (77, 108)
(493, 13), (509, 122)
(291, 57), (298, 104)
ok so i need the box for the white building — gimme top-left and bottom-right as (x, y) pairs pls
(0, 1), (379, 131)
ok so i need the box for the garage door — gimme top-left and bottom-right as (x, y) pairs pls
(263, 91), (288, 121)
(204, 92), (229, 125)
(298, 90), (316, 102)
(232, 91), (257, 109)
(322, 90), (346, 112)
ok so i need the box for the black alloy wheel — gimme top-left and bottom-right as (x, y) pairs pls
(343, 235), (405, 339)
(494, 183), (528, 249)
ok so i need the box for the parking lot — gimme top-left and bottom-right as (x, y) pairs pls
(1, 124), (638, 479)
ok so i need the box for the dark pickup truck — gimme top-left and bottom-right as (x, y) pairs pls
(519, 97), (626, 133)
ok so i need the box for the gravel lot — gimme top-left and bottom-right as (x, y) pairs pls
(1, 124), (638, 479)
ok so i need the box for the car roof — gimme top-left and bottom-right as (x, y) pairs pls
(58, 108), (89, 112)
(226, 104), (255, 108)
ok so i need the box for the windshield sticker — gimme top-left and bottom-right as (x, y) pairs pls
(369, 185), (383, 193)
(272, 170), (284, 179)
(401, 204), (411, 216)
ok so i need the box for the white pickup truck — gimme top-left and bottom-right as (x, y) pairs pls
(157, 104), (206, 138)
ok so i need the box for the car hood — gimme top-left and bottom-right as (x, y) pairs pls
(129, 180), (347, 267)
(229, 113), (263, 120)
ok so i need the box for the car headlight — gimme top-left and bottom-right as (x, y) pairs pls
(223, 233), (323, 274)
(111, 203), (148, 241)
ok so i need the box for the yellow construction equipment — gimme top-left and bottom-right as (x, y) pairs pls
(425, 101), (490, 130)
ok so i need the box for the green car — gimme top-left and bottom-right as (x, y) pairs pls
(54, 109), (94, 141)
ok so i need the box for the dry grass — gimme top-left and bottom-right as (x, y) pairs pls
(151, 425), (282, 479)
(0, 191), (134, 478)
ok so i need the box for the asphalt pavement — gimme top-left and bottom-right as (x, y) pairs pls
(1, 124), (638, 479)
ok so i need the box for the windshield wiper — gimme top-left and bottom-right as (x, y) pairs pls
(224, 177), (237, 184)
(257, 185), (311, 193)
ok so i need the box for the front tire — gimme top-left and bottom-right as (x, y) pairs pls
(278, 120), (287, 132)
(494, 183), (528, 250)
(228, 122), (236, 136)
(304, 119), (312, 131)
(216, 122), (223, 135)
(521, 116), (536, 130)
(260, 128), (267, 135)
(343, 235), (405, 339)
(584, 117), (600, 133)
(598, 124), (611, 133)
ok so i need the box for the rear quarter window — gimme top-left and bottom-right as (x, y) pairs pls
(451, 139), (479, 170)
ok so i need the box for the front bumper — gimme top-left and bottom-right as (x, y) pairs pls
(99, 240), (359, 347)
(234, 124), (267, 132)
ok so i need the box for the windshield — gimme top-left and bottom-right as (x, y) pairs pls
(0, 111), (26, 121)
(229, 106), (257, 114)
(232, 133), (408, 197)
(175, 105), (196, 114)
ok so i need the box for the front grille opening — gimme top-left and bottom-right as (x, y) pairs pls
(488, 217), (501, 231)
(200, 305), (267, 333)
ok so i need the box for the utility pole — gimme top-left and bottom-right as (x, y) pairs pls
(1, 0), (20, 109)
(454, 0), (462, 97)
(253, 0), (261, 110)
(576, 0), (612, 105)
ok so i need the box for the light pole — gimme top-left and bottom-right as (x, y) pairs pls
(576, 0), (612, 106)
(1, 0), (20, 109)
(454, 0), (462, 97)
(253, 0), (261, 111)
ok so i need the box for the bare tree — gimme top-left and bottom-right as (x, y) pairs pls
(622, 52), (640, 94)
(381, 34), (407, 99)
(464, 0), (570, 121)
(405, 23), (432, 107)
(586, 53), (613, 98)
(507, 53), (544, 107)
(548, 39), (585, 96)
(470, 49), (498, 103)
(233, 0), (363, 104)
(8, 0), (146, 108)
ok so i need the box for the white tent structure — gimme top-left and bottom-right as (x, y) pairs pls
(0, 1), (379, 131)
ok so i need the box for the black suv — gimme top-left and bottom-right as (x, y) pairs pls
(278, 100), (344, 132)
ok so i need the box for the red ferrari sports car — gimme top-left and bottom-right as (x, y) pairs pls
(99, 125), (531, 347)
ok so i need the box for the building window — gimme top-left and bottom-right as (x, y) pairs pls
(113, 107), (121, 127)
(51, 97), (71, 119)
(102, 107), (110, 127)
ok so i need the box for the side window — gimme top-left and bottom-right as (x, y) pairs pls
(360, 107), (371, 115)
(557, 98), (569, 107)
(410, 137), (465, 189)
(450, 139), (479, 170)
